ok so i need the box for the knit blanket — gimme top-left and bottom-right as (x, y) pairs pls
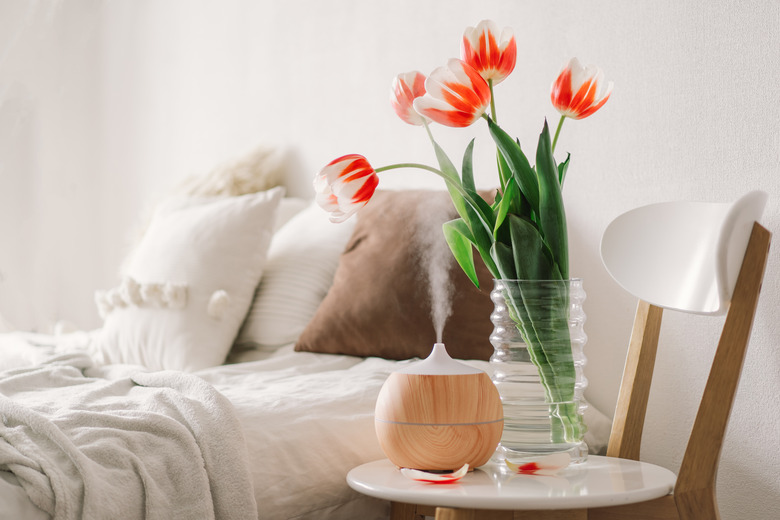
(0, 353), (257, 520)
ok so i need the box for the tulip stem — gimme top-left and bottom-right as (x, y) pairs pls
(375, 163), (444, 176)
(388, 119), (487, 216)
(489, 79), (497, 122)
(422, 119), (436, 144)
(552, 115), (566, 155)
(375, 162), (480, 209)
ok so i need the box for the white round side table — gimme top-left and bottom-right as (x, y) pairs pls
(347, 455), (676, 513)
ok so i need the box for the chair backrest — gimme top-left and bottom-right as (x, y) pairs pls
(599, 192), (771, 519)
(600, 190), (767, 315)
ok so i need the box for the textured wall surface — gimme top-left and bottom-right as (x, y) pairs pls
(1, 1), (778, 518)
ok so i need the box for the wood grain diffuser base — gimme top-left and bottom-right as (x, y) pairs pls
(374, 343), (503, 471)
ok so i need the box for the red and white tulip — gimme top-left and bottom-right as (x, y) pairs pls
(461, 20), (517, 85)
(412, 59), (491, 128)
(551, 57), (613, 120)
(391, 71), (429, 126)
(314, 154), (379, 223)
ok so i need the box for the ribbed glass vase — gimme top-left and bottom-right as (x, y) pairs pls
(489, 279), (588, 464)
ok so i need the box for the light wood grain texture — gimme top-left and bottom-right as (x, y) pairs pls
(433, 508), (512, 520)
(512, 510), (586, 519)
(416, 504), (437, 517)
(375, 372), (503, 470)
(386, 222), (771, 520)
(433, 508), (476, 520)
(375, 373), (503, 424)
(606, 300), (663, 461)
(390, 501), (425, 520)
(393, 503), (594, 519)
(432, 508), (587, 519)
(673, 223), (771, 520)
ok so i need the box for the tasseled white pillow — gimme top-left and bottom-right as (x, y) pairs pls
(96, 187), (283, 371)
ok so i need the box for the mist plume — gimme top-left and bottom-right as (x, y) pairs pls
(414, 195), (456, 344)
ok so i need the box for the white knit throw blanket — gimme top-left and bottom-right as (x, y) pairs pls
(0, 353), (257, 520)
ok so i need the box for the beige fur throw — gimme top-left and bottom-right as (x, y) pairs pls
(176, 144), (286, 197)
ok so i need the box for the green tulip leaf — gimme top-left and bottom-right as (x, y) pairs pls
(490, 241), (518, 280)
(488, 118), (540, 215)
(558, 152), (571, 186)
(506, 214), (560, 281)
(535, 120), (569, 279)
(432, 140), (495, 257)
(496, 145), (511, 191)
(494, 177), (519, 234)
(443, 219), (480, 288)
(461, 139), (476, 192)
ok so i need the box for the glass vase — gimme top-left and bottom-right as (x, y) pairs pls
(489, 279), (588, 464)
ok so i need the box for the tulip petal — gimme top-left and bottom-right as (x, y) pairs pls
(567, 58), (592, 92)
(461, 19), (517, 85)
(400, 463), (470, 484)
(391, 71), (429, 126)
(313, 154), (378, 223)
(505, 452), (571, 476)
(414, 59), (490, 128)
(551, 57), (612, 120)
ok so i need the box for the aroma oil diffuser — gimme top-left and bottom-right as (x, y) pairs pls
(374, 343), (503, 471)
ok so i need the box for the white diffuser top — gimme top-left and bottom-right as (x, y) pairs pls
(397, 343), (483, 375)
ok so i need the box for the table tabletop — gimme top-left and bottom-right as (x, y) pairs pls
(347, 455), (677, 511)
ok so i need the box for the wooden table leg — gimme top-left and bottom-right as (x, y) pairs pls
(390, 501), (424, 520)
(434, 508), (588, 520)
(513, 510), (587, 519)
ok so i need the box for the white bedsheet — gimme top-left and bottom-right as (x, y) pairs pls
(196, 347), (402, 519)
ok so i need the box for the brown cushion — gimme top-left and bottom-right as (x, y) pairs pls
(294, 189), (495, 361)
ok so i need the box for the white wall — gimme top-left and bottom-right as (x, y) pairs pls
(1, 1), (778, 518)
(0, 0), (102, 331)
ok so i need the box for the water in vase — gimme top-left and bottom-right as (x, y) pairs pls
(489, 278), (589, 464)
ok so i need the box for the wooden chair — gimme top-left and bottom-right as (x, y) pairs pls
(390, 191), (771, 520)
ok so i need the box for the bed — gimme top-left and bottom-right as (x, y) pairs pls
(0, 334), (400, 519)
(0, 151), (610, 519)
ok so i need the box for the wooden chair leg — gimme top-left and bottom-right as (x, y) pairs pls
(606, 300), (663, 461)
(674, 223), (770, 520)
(674, 488), (720, 520)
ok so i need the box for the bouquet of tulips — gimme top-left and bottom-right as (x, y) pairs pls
(315, 20), (612, 443)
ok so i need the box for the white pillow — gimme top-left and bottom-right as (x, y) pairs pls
(234, 202), (356, 350)
(275, 197), (310, 231)
(96, 187), (284, 371)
